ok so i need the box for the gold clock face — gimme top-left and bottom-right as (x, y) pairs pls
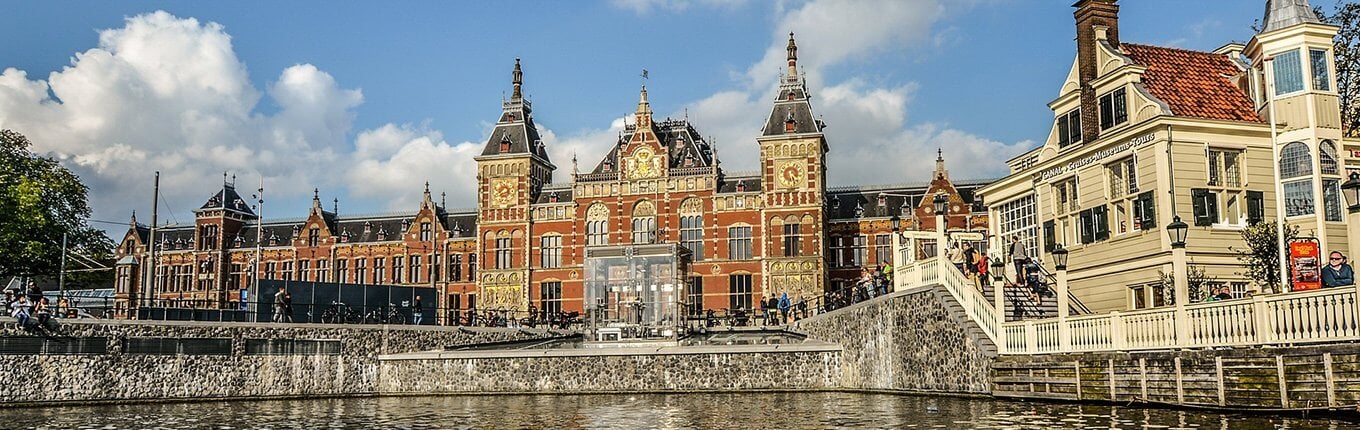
(777, 160), (804, 188)
(492, 179), (515, 207)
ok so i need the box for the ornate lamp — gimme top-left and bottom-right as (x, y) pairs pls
(890, 214), (901, 232)
(1167, 215), (1189, 249)
(1342, 171), (1360, 213)
(932, 193), (949, 214)
(991, 257), (1007, 282)
(1051, 244), (1069, 271)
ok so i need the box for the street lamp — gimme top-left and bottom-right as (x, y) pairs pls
(991, 256), (1007, 328)
(932, 193), (949, 215)
(932, 193), (948, 260)
(1168, 215), (1190, 346)
(1342, 171), (1360, 271)
(1051, 244), (1071, 350)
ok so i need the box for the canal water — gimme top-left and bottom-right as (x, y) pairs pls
(0, 392), (1354, 429)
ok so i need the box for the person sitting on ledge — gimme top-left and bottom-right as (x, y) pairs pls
(1323, 251), (1355, 288)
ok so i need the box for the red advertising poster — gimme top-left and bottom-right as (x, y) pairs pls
(1290, 238), (1321, 291)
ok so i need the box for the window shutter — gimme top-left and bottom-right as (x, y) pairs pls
(1192, 188), (1212, 226)
(1079, 209), (1095, 244)
(1137, 191), (1157, 230)
(1094, 205), (1110, 242)
(1043, 220), (1056, 252)
(1247, 191), (1265, 225)
(1206, 191), (1220, 225)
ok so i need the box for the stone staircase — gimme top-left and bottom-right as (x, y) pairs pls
(927, 286), (998, 356)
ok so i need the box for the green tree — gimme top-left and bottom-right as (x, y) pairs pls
(1318, 3), (1360, 137)
(1157, 264), (1218, 305)
(1230, 221), (1300, 294)
(0, 129), (111, 280)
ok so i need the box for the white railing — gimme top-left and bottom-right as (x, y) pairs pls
(1001, 287), (1360, 355)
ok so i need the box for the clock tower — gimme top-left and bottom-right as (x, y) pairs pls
(757, 33), (828, 304)
(474, 58), (555, 312)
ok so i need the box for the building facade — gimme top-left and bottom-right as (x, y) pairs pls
(978, 0), (1356, 313)
(112, 35), (991, 319)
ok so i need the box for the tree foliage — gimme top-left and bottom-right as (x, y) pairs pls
(1157, 264), (1218, 305)
(1318, 3), (1360, 137)
(0, 129), (111, 279)
(1230, 221), (1300, 294)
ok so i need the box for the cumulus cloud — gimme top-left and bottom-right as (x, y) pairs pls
(347, 124), (482, 211)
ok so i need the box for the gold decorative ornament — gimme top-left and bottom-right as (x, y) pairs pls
(491, 178), (516, 207)
(777, 160), (804, 189)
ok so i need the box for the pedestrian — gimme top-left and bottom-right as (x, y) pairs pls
(1213, 286), (1234, 301)
(947, 243), (965, 273)
(412, 296), (424, 325)
(765, 295), (779, 325)
(11, 294), (31, 328)
(35, 297), (51, 329)
(962, 243), (978, 277)
(1009, 236), (1029, 284)
(1323, 251), (1355, 288)
(273, 286), (290, 323)
(882, 258), (894, 290)
(859, 268), (874, 301)
(57, 297), (70, 319)
(975, 253), (990, 291)
(777, 292), (791, 325)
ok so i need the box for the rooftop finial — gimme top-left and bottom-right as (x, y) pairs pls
(333, 198), (338, 215)
(636, 83), (652, 117)
(441, 191), (446, 208)
(313, 188), (319, 200)
(786, 32), (799, 80)
(512, 57), (523, 100)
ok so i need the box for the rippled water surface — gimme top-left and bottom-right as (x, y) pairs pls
(1, 392), (1355, 429)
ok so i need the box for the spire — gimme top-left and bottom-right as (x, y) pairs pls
(422, 181), (433, 209)
(635, 85), (653, 127)
(311, 188), (322, 213)
(1261, 0), (1323, 33)
(511, 57), (523, 100)
(786, 32), (799, 81)
(333, 198), (339, 215)
(130, 210), (138, 227)
(934, 148), (949, 180)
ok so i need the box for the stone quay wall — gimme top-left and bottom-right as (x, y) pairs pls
(993, 343), (1360, 410)
(0, 319), (551, 405)
(377, 342), (842, 394)
(795, 285), (997, 394)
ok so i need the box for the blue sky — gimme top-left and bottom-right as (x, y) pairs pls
(0, 0), (1328, 230)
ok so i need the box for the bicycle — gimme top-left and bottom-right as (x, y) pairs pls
(320, 301), (359, 324)
(362, 304), (405, 325)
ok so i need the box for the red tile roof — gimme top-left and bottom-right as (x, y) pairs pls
(1121, 43), (1263, 123)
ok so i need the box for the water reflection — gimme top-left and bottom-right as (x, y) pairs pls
(0, 392), (1353, 429)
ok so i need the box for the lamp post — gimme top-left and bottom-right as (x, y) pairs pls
(1342, 171), (1360, 259)
(890, 215), (902, 291)
(1167, 215), (1190, 346)
(991, 257), (1007, 331)
(933, 193), (948, 258)
(1051, 244), (1070, 350)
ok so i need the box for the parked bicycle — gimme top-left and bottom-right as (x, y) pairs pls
(320, 301), (359, 324)
(362, 303), (405, 325)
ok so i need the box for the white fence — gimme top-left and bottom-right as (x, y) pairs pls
(894, 256), (1360, 355)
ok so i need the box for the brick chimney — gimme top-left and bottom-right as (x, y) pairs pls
(1074, 0), (1119, 143)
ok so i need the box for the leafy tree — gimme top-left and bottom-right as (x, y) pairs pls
(1318, 3), (1360, 137)
(1157, 264), (1218, 305)
(1230, 221), (1300, 294)
(0, 129), (111, 281)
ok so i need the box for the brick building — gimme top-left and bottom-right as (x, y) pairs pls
(112, 35), (991, 319)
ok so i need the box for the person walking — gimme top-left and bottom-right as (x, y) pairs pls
(1008, 236), (1028, 285)
(777, 292), (791, 325)
(947, 243), (965, 273)
(962, 243), (978, 277)
(882, 258), (894, 292)
(273, 286), (290, 323)
(1323, 251), (1355, 288)
(975, 253), (990, 291)
(765, 295), (779, 325)
(412, 296), (424, 325)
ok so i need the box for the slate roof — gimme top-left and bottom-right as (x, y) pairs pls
(479, 60), (551, 162)
(761, 83), (823, 136)
(589, 119), (717, 175)
(1121, 43), (1262, 123)
(716, 174), (762, 193)
(196, 185), (257, 217)
(1261, 0), (1323, 33)
(825, 179), (992, 220)
(533, 184), (574, 204)
(150, 209), (479, 252)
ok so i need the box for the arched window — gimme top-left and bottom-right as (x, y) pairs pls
(586, 203), (609, 246)
(1280, 142), (1314, 217)
(679, 198), (704, 260)
(1320, 140), (1340, 175)
(1321, 140), (1343, 221)
(632, 200), (656, 244)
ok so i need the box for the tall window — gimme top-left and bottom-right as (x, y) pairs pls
(1311, 48), (1331, 91)
(308, 227), (319, 247)
(336, 259), (349, 284)
(495, 237), (512, 269)
(1274, 49), (1304, 95)
(729, 274), (752, 310)
(450, 254), (462, 281)
(1098, 87), (1127, 130)
(680, 215), (704, 261)
(1052, 178), (1079, 246)
(998, 194), (1038, 260)
(282, 261), (294, 281)
(632, 201), (657, 244)
(540, 281), (562, 315)
(831, 236), (849, 267)
(409, 255), (421, 284)
(316, 259), (328, 283)
(875, 234), (892, 265)
(1322, 141), (1343, 222)
(687, 276), (704, 316)
(299, 260), (310, 281)
(1280, 142), (1314, 217)
(1057, 108), (1082, 148)
(199, 225), (218, 250)
(586, 203), (609, 246)
(392, 256), (404, 283)
(851, 235), (867, 267)
(782, 223), (801, 257)
(728, 226), (753, 260)
(540, 235), (561, 268)
(1108, 157), (1141, 234)
(374, 257), (385, 284)
(265, 262), (277, 280)
(468, 253), (477, 279)
(419, 222), (432, 242)
(1205, 148), (1246, 225)
(355, 258), (367, 284)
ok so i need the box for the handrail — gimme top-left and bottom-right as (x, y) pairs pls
(1029, 261), (1093, 315)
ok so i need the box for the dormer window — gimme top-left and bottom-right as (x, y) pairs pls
(684, 155), (695, 167)
(1057, 109), (1081, 148)
(363, 221), (372, 234)
(1098, 88), (1127, 130)
(854, 203), (865, 218)
(340, 230), (351, 243)
(233, 235), (244, 247)
(877, 193), (887, 207)
(452, 223), (464, 237)
(786, 92), (795, 101)
(401, 219), (411, 231)
(499, 132), (512, 152)
(736, 181), (746, 192)
(291, 224), (301, 238)
(268, 234), (279, 247)
(784, 112), (796, 132)
(377, 228), (388, 241)
(549, 192), (559, 203)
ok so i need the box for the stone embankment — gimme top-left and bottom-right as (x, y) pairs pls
(0, 319), (550, 405)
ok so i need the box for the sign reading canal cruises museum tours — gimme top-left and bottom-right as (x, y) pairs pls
(1290, 238), (1322, 291)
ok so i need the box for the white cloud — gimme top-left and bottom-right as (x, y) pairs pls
(347, 124), (482, 211)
